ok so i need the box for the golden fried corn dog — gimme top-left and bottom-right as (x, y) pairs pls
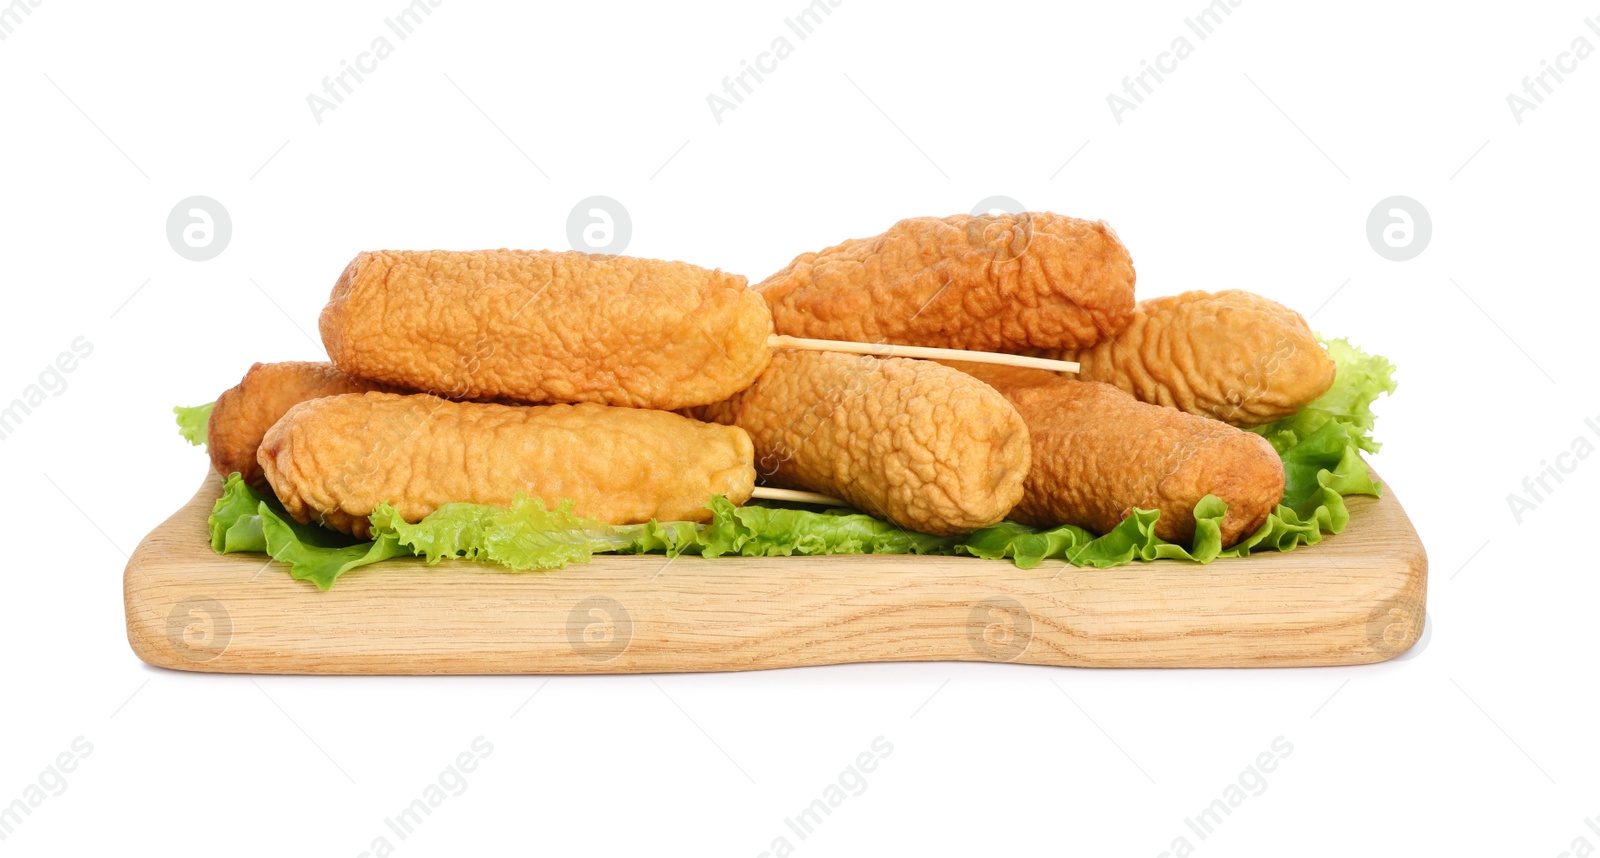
(320, 250), (773, 410)
(208, 361), (389, 489)
(259, 392), (756, 538)
(952, 364), (1284, 547)
(1057, 290), (1336, 427)
(759, 213), (1137, 352)
(691, 351), (1030, 536)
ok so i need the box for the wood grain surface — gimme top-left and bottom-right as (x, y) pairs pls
(124, 470), (1428, 674)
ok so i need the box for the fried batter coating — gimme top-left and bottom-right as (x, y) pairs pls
(208, 361), (388, 490)
(951, 364), (1285, 547)
(258, 392), (755, 538)
(319, 250), (773, 410)
(1058, 290), (1336, 427)
(758, 212), (1136, 352)
(691, 351), (1030, 536)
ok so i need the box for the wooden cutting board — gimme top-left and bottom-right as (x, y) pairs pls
(124, 470), (1428, 673)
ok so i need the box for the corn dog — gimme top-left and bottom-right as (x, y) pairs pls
(258, 392), (756, 538)
(690, 351), (1030, 536)
(208, 361), (389, 489)
(1057, 290), (1336, 427)
(951, 363), (1284, 546)
(319, 250), (773, 410)
(759, 213), (1137, 352)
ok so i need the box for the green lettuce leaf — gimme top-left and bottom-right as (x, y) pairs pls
(1250, 336), (1396, 454)
(371, 497), (638, 571)
(208, 474), (406, 590)
(197, 338), (1397, 588)
(683, 496), (960, 558)
(174, 402), (214, 447)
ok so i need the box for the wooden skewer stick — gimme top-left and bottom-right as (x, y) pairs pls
(766, 334), (1079, 374)
(750, 487), (851, 507)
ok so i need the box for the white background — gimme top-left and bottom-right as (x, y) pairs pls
(1, 0), (1596, 855)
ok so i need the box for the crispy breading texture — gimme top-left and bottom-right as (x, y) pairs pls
(1058, 290), (1336, 427)
(208, 361), (388, 489)
(319, 249), (773, 410)
(690, 351), (1030, 536)
(258, 392), (756, 538)
(951, 364), (1285, 547)
(758, 212), (1136, 352)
